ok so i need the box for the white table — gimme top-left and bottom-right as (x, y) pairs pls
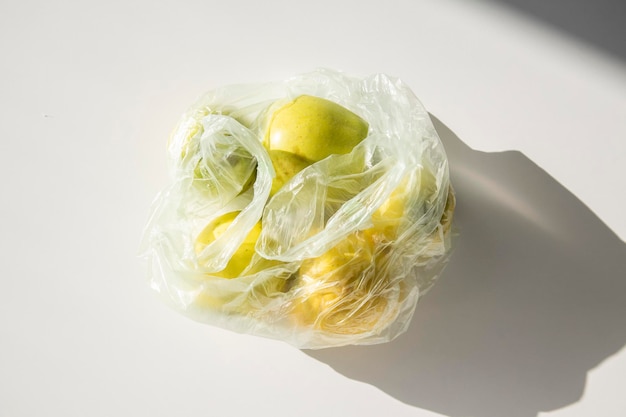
(2, 1), (625, 416)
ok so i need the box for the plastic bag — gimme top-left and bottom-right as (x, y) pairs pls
(140, 69), (455, 349)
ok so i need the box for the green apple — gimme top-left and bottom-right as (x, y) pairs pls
(192, 145), (257, 198)
(173, 107), (257, 197)
(264, 95), (369, 163)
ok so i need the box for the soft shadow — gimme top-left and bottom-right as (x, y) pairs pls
(489, 0), (626, 61)
(304, 116), (626, 417)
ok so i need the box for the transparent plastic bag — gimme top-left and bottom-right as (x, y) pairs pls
(140, 69), (455, 349)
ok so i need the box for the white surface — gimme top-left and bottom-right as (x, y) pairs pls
(1, 1), (625, 416)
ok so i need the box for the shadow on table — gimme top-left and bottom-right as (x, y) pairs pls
(304, 116), (626, 417)
(490, 0), (626, 62)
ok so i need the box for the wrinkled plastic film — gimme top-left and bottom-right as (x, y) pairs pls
(140, 69), (455, 349)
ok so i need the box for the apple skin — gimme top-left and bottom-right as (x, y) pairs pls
(290, 231), (393, 335)
(267, 150), (312, 196)
(370, 169), (438, 241)
(195, 211), (262, 279)
(193, 212), (288, 312)
(264, 95), (369, 163)
(174, 108), (257, 197)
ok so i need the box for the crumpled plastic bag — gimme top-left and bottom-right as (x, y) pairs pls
(140, 69), (455, 349)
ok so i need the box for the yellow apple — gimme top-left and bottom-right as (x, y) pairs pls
(193, 212), (289, 313)
(267, 150), (312, 196)
(175, 107), (211, 159)
(173, 107), (257, 197)
(291, 231), (395, 335)
(174, 106), (243, 159)
(195, 211), (262, 278)
(371, 168), (441, 242)
(264, 95), (369, 163)
(192, 146), (257, 198)
(192, 265), (289, 313)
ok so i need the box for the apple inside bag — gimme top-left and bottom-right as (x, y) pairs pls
(140, 69), (455, 349)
